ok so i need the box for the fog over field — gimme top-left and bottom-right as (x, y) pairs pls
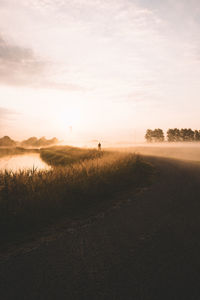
(119, 143), (200, 162)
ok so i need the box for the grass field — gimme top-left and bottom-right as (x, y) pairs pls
(40, 146), (104, 166)
(0, 148), (155, 246)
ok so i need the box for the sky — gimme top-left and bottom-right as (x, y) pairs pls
(0, 0), (200, 145)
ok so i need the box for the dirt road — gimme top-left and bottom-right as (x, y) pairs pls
(1, 156), (200, 299)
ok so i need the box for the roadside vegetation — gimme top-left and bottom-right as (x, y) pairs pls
(0, 150), (154, 246)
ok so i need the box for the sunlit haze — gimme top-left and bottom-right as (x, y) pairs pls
(1, 0), (200, 145)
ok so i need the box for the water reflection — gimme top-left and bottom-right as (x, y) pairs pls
(0, 154), (50, 172)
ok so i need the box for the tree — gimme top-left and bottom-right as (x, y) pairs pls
(0, 136), (16, 147)
(145, 129), (154, 142)
(21, 137), (59, 147)
(145, 129), (164, 142)
(167, 128), (181, 142)
(194, 130), (200, 141)
(153, 128), (165, 142)
(180, 128), (194, 142)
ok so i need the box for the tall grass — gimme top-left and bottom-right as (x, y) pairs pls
(0, 152), (154, 244)
(40, 146), (104, 166)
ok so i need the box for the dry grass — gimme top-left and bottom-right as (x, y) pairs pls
(0, 151), (154, 244)
(40, 146), (104, 166)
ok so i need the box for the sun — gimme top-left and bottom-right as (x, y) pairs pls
(55, 107), (82, 132)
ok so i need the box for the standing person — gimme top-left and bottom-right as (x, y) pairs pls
(98, 142), (101, 151)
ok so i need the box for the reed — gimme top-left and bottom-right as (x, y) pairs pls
(40, 146), (104, 166)
(0, 151), (154, 244)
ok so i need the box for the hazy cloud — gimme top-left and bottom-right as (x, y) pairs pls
(0, 33), (84, 91)
(0, 34), (45, 86)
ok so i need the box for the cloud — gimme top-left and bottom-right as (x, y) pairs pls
(0, 34), (46, 86)
(0, 33), (84, 91)
(1, 0), (200, 99)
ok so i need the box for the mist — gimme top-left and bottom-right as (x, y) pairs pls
(110, 143), (200, 162)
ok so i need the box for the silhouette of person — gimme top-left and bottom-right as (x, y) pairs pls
(98, 142), (101, 151)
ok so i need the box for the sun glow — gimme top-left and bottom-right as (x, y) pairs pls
(55, 107), (83, 132)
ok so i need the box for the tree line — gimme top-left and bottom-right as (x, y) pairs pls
(0, 136), (59, 147)
(145, 128), (200, 142)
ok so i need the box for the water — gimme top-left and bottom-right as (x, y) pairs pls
(0, 154), (50, 172)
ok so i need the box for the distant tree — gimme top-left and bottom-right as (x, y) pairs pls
(145, 129), (154, 142)
(21, 137), (38, 147)
(146, 127), (200, 143)
(180, 128), (194, 142)
(0, 136), (16, 147)
(21, 137), (59, 147)
(194, 130), (200, 141)
(153, 128), (165, 142)
(145, 129), (164, 142)
(167, 128), (197, 142)
(167, 128), (181, 142)
(167, 129), (174, 142)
